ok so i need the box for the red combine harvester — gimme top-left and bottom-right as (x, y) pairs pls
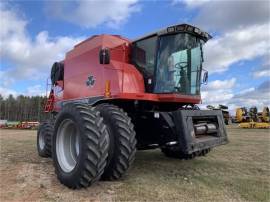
(37, 24), (228, 189)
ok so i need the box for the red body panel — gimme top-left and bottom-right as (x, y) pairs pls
(53, 34), (201, 109)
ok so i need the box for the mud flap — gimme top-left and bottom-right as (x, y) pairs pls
(172, 110), (228, 154)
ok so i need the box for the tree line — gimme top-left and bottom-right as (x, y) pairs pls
(0, 94), (49, 121)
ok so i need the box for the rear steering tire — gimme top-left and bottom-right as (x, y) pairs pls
(96, 104), (137, 180)
(37, 121), (53, 157)
(52, 103), (109, 189)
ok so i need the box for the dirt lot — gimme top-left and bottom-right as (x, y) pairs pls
(0, 125), (269, 202)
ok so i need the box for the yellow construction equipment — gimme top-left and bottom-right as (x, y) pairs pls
(260, 107), (270, 122)
(236, 107), (249, 122)
(236, 106), (270, 129)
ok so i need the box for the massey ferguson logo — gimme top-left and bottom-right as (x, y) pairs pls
(86, 75), (95, 87)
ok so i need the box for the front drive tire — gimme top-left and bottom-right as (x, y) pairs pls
(52, 103), (109, 189)
(96, 104), (137, 180)
(37, 121), (53, 157)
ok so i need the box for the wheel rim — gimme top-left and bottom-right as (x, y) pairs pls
(56, 119), (80, 173)
(39, 130), (45, 150)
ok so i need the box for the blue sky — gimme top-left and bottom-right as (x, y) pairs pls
(0, 0), (269, 111)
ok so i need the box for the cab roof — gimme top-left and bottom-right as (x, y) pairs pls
(133, 23), (212, 43)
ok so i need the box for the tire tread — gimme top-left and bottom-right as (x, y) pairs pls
(53, 103), (109, 189)
(96, 104), (137, 180)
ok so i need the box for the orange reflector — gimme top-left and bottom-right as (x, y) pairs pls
(105, 80), (111, 97)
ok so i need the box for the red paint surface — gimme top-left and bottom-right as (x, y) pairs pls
(51, 34), (201, 111)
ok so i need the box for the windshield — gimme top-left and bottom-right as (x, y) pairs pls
(154, 33), (204, 95)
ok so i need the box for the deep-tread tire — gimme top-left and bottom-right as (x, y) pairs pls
(37, 121), (53, 157)
(95, 104), (137, 180)
(52, 103), (109, 189)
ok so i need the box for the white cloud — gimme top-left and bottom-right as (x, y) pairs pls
(0, 70), (15, 87)
(201, 78), (236, 104)
(187, 0), (270, 114)
(174, 0), (270, 74)
(0, 3), (83, 86)
(0, 84), (45, 98)
(180, 0), (270, 32)
(173, 0), (210, 7)
(25, 84), (47, 97)
(230, 80), (270, 111)
(252, 60), (270, 78)
(0, 86), (18, 98)
(201, 90), (234, 105)
(0, 1), (140, 97)
(200, 79), (270, 113)
(203, 23), (270, 73)
(253, 69), (270, 78)
(238, 87), (255, 95)
(206, 78), (236, 90)
(0, 3), (26, 39)
(45, 0), (140, 28)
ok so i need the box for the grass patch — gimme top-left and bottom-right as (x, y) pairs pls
(0, 127), (269, 202)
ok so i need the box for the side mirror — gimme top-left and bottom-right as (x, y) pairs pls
(202, 71), (208, 84)
(99, 48), (110, 64)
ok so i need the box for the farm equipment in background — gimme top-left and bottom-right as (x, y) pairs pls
(236, 106), (270, 128)
(5, 121), (19, 129)
(258, 107), (270, 123)
(37, 23), (228, 189)
(207, 105), (230, 125)
(236, 107), (249, 122)
(0, 120), (40, 129)
(19, 121), (40, 129)
(3, 121), (21, 129)
(0, 120), (8, 128)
